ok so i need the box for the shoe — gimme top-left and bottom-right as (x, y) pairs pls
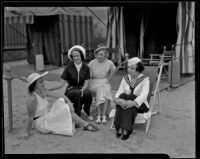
(96, 116), (101, 124)
(121, 133), (130, 140)
(83, 123), (98, 132)
(75, 124), (81, 129)
(102, 116), (107, 123)
(116, 131), (122, 138)
(87, 115), (94, 121)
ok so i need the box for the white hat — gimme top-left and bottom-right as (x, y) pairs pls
(27, 71), (48, 87)
(68, 45), (86, 60)
(94, 46), (107, 54)
(128, 57), (141, 66)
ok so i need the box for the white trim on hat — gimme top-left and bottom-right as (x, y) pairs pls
(128, 57), (141, 66)
(27, 71), (48, 87)
(68, 45), (86, 61)
(94, 46), (107, 54)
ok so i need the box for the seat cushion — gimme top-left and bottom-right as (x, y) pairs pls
(135, 111), (151, 123)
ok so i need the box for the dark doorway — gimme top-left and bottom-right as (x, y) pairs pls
(27, 15), (61, 66)
(123, 3), (178, 58)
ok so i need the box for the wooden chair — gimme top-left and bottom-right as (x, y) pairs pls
(109, 63), (163, 133)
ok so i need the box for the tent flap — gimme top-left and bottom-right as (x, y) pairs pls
(106, 7), (126, 62)
(175, 2), (195, 74)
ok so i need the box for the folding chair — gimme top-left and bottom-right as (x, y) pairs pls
(109, 64), (163, 133)
(149, 46), (175, 79)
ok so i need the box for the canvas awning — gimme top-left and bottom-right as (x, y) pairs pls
(4, 7), (79, 24)
(4, 8), (34, 24)
(58, 14), (94, 53)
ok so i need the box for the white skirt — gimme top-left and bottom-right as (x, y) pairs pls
(35, 98), (76, 136)
(89, 78), (113, 107)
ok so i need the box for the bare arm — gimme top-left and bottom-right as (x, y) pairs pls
(45, 90), (74, 112)
(81, 80), (89, 91)
(48, 79), (67, 91)
(114, 98), (127, 107)
(107, 62), (116, 81)
(26, 95), (37, 136)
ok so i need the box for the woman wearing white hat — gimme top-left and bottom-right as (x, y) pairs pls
(49, 45), (93, 122)
(88, 45), (116, 124)
(113, 57), (150, 140)
(25, 71), (98, 138)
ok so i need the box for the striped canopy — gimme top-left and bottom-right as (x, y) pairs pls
(58, 14), (94, 53)
(4, 8), (34, 24)
(106, 7), (126, 60)
(175, 2), (195, 74)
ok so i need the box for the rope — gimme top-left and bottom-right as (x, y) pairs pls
(6, 23), (27, 40)
(86, 7), (107, 28)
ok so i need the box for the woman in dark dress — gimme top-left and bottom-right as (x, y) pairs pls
(49, 45), (93, 121)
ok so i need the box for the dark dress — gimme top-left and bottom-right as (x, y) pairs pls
(61, 61), (92, 117)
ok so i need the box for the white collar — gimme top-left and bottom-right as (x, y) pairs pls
(74, 62), (82, 72)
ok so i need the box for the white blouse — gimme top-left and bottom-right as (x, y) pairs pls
(114, 73), (150, 108)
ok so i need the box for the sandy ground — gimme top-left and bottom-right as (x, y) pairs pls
(3, 66), (195, 157)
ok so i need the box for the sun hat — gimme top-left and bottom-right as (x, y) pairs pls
(27, 71), (48, 87)
(68, 45), (86, 60)
(128, 57), (141, 66)
(94, 46), (107, 54)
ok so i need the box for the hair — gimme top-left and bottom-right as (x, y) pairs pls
(28, 80), (37, 94)
(95, 48), (109, 59)
(136, 62), (145, 73)
(70, 49), (84, 61)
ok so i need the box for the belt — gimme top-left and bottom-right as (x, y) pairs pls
(33, 116), (41, 120)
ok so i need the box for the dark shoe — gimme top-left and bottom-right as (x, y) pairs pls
(121, 133), (130, 140)
(75, 124), (81, 128)
(116, 131), (122, 138)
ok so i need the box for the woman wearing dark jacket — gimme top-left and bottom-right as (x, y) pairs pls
(49, 45), (93, 121)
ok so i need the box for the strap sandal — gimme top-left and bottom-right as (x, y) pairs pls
(83, 123), (98, 132)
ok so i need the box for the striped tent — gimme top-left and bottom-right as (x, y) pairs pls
(4, 8), (34, 24)
(4, 7), (94, 66)
(106, 7), (126, 63)
(175, 2), (195, 74)
(58, 14), (94, 54)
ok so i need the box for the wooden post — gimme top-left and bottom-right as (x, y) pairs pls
(124, 53), (129, 70)
(4, 66), (13, 133)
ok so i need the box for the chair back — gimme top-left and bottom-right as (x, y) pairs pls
(162, 50), (175, 63)
(142, 66), (158, 103)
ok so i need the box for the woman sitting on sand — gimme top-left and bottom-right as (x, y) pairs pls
(113, 57), (149, 140)
(24, 71), (98, 138)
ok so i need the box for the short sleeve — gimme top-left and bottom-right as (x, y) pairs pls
(61, 66), (69, 81)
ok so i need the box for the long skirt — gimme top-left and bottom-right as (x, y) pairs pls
(35, 98), (76, 136)
(113, 93), (149, 133)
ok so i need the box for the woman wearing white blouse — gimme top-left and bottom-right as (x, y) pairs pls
(113, 57), (149, 140)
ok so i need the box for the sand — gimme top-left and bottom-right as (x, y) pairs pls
(3, 69), (195, 157)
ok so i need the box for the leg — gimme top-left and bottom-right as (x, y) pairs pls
(71, 112), (98, 132)
(102, 99), (109, 123)
(66, 88), (82, 117)
(81, 89), (93, 116)
(96, 105), (102, 123)
(71, 112), (88, 127)
(102, 99), (108, 116)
